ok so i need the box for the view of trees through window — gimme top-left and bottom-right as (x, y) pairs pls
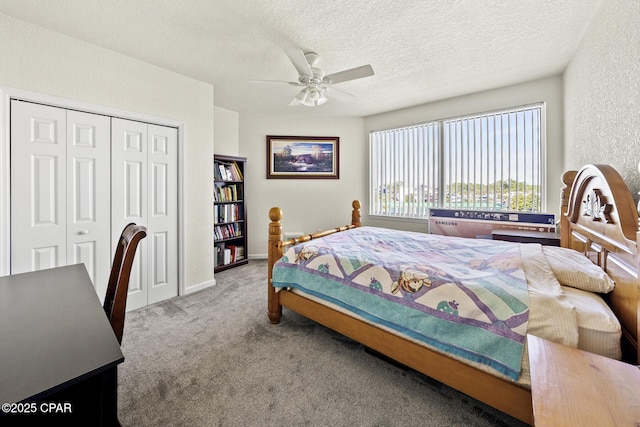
(370, 103), (544, 218)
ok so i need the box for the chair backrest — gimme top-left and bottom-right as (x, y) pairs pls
(103, 223), (147, 345)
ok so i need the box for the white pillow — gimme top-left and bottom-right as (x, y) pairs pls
(562, 286), (621, 359)
(542, 246), (615, 293)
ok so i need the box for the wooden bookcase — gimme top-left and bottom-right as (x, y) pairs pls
(214, 154), (248, 272)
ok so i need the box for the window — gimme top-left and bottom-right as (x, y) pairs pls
(369, 103), (545, 218)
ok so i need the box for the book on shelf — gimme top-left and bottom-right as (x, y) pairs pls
(215, 203), (241, 224)
(215, 243), (227, 266)
(223, 248), (232, 265)
(229, 161), (244, 181)
(215, 245), (222, 267)
(235, 246), (245, 260)
(227, 245), (237, 263)
(215, 243), (245, 266)
(214, 223), (242, 240)
(215, 164), (227, 181)
(214, 184), (240, 202)
(214, 161), (244, 182)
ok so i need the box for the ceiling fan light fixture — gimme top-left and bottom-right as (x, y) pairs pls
(299, 88), (317, 107)
(308, 88), (320, 101)
(295, 88), (309, 104)
(298, 86), (327, 107)
(316, 90), (328, 106)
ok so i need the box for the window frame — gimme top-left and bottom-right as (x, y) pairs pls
(368, 102), (547, 220)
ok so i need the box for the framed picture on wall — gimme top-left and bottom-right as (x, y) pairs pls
(266, 135), (339, 179)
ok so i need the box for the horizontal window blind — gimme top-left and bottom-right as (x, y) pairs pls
(370, 103), (545, 219)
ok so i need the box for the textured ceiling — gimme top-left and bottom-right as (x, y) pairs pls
(0, 0), (602, 117)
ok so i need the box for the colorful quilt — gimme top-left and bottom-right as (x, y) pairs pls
(272, 226), (530, 380)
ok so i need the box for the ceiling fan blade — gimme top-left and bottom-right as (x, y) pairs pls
(248, 79), (301, 86)
(325, 64), (374, 84)
(288, 96), (302, 107)
(325, 86), (355, 101)
(284, 47), (313, 77)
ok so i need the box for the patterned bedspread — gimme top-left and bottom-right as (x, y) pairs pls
(272, 226), (530, 380)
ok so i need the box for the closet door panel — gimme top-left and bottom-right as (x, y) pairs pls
(67, 110), (111, 300)
(11, 101), (178, 310)
(10, 101), (67, 273)
(148, 124), (178, 304)
(111, 118), (148, 310)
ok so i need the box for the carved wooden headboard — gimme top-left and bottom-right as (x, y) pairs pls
(560, 164), (639, 363)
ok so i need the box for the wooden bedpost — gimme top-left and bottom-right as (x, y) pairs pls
(560, 170), (577, 248)
(269, 200), (361, 324)
(351, 200), (362, 227)
(268, 207), (283, 324)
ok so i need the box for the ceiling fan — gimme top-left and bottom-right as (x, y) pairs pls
(251, 47), (374, 107)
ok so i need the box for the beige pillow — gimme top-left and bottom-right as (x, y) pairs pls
(542, 246), (615, 293)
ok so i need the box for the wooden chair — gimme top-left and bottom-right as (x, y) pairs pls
(103, 223), (147, 345)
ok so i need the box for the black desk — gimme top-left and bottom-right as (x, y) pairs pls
(0, 264), (124, 426)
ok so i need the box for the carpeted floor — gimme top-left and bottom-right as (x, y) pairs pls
(118, 260), (527, 426)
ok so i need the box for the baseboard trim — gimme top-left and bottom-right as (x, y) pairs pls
(184, 279), (216, 294)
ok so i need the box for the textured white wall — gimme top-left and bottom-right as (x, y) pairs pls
(564, 0), (640, 196)
(0, 13), (215, 291)
(214, 106), (240, 156)
(239, 113), (365, 257)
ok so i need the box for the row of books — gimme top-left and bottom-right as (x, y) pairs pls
(214, 223), (242, 240)
(215, 184), (241, 202)
(215, 203), (242, 224)
(215, 161), (244, 182)
(215, 244), (245, 267)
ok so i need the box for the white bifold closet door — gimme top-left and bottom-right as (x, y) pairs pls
(10, 101), (111, 298)
(10, 101), (178, 310)
(111, 118), (178, 309)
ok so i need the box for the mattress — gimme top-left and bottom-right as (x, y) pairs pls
(561, 285), (622, 360)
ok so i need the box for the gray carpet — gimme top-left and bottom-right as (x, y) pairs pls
(118, 260), (527, 426)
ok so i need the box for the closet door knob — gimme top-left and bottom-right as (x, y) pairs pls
(78, 230), (89, 235)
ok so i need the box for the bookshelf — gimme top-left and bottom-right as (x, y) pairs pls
(214, 154), (248, 272)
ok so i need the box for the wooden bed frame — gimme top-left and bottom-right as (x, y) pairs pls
(267, 164), (639, 425)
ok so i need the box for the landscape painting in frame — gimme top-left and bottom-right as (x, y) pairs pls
(267, 135), (339, 179)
